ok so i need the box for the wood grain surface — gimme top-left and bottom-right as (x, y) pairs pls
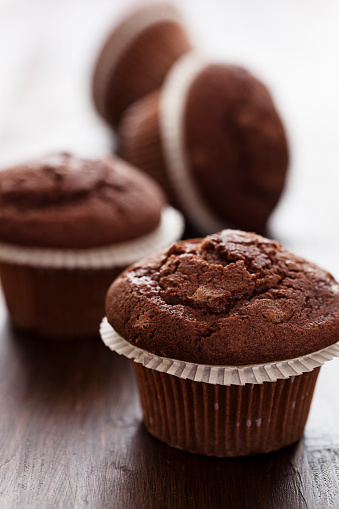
(1, 0), (339, 507)
(0, 291), (339, 509)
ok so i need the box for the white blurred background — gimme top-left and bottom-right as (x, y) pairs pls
(0, 0), (338, 278)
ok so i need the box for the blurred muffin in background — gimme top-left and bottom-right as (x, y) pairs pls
(0, 153), (184, 338)
(120, 52), (289, 236)
(92, 3), (193, 129)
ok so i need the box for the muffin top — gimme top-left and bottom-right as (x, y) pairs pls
(106, 230), (339, 365)
(92, 3), (191, 128)
(183, 64), (289, 233)
(0, 153), (165, 249)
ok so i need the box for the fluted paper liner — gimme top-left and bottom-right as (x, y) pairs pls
(100, 319), (335, 455)
(0, 207), (183, 338)
(120, 90), (179, 206)
(100, 318), (339, 385)
(121, 52), (229, 234)
(0, 207), (184, 269)
(134, 364), (320, 456)
(93, 4), (192, 126)
(1, 266), (125, 338)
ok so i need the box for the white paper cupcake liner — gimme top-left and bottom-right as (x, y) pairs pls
(0, 206), (184, 269)
(100, 317), (339, 386)
(94, 3), (183, 115)
(159, 51), (226, 235)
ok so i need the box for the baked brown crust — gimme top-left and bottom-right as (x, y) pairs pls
(92, 5), (192, 128)
(184, 65), (289, 233)
(106, 230), (339, 365)
(0, 153), (165, 248)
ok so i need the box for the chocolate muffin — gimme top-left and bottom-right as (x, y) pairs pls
(92, 3), (192, 129)
(0, 153), (184, 338)
(107, 229), (338, 365)
(102, 230), (339, 456)
(120, 53), (289, 235)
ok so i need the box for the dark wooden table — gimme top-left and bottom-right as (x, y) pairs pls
(1, 0), (339, 507)
(1, 288), (339, 508)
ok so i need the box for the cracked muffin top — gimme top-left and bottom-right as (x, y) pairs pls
(106, 230), (339, 365)
(0, 153), (165, 248)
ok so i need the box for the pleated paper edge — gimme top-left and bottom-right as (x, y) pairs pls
(100, 317), (339, 386)
(159, 51), (227, 235)
(0, 206), (184, 269)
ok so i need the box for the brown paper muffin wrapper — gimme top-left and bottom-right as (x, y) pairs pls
(120, 52), (228, 234)
(93, 4), (192, 127)
(0, 207), (183, 338)
(120, 90), (179, 206)
(1, 265), (124, 338)
(100, 319), (339, 456)
(134, 364), (320, 457)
